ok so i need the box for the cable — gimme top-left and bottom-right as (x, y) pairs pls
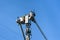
(0, 23), (18, 35)
(30, 15), (47, 40)
(34, 20), (48, 40)
(19, 24), (26, 40)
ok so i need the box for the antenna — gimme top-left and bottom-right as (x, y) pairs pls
(16, 18), (25, 40)
(16, 11), (47, 40)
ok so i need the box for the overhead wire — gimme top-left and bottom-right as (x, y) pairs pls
(0, 8), (23, 40)
(34, 20), (48, 40)
(0, 23), (18, 35)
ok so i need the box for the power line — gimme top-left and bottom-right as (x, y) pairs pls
(0, 23), (18, 35)
(34, 20), (48, 40)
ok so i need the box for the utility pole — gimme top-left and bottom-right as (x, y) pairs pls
(25, 23), (31, 40)
(16, 11), (48, 40)
(25, 14), (31, 40)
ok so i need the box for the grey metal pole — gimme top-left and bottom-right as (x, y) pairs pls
(26, 23), (31, 40)
(26, 34), (30, 40)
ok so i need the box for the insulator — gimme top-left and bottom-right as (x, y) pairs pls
(29, 11), (36, 22)
(29, 11), (35, 17)
(16, 16), (25, 24)
(19, 16), (25, 22)
(16, 17), (20, 23)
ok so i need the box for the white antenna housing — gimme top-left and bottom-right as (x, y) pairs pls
(25, 15), (29, 24)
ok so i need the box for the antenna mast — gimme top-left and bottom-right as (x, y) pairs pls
(16, 11), (47, 40)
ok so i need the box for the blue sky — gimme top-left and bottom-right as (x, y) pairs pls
(0, 0), (60, 40)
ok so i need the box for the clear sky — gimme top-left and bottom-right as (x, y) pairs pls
(0, 0), (60, 40)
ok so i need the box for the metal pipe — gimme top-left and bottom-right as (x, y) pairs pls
(26, 24), (31, 40)
(34, 20), (48, 40)
(19, 24), (26, 40)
